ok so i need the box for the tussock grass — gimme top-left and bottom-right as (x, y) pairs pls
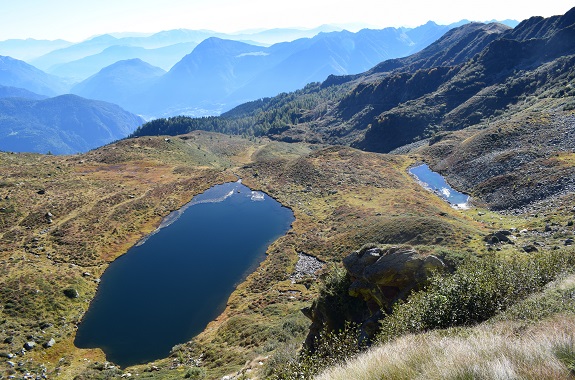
(316, 316), (575, 380)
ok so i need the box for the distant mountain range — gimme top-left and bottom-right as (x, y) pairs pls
(133, 7), (575, 155)
(48, 43), (196, 81)
(0, 22), (462, 119)
(0, 38), (72, 61)
(24, 26), (341, 76)
(72, 22), (454, 117)
(0, 19), (527, 155)
(0, 94), (143, 154)
(0, 55), (69, 96)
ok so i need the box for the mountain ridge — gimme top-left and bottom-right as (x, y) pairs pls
(0, 94), (143, 154)
(132, 7), (575, 159)
(77, 23), (453, 117)
(0, 55), (69, 96)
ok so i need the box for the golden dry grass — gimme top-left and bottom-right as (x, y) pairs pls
(317, 315), (575, 380)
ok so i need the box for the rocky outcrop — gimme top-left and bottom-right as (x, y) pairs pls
(43, 338), (56, 348)
(343, 246), (445, 313)
(303, 246), (445, 349)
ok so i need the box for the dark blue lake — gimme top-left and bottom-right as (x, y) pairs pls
(409, 164), (469, 208)
(74, 181), (294, 367)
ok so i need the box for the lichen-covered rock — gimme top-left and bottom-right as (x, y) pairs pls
(43, 338), (56, 348)
(343, 246), (445, 312)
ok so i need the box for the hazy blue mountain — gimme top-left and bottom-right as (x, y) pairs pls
(30, 31), (218, 71)
(0, 85), (47, 100)
(487, 19), (519, 28)
(30, 34), (121, 71)
(0, 56), (68, 96)
(230, 24), (450, 104)
(28, 26), (343, 74)
(403, 21), (455, 52)
(0, 94), (143, 154)
(229, 25), (343, 45)
(133, 6), (575, 160)
(0, 39), (72, 61)
(140, 42), (199, 69)
(71, 59), (165, 117)
(57, 22), (454, 117)
(143, 38), (272, 116)
(49, 43), (195, 81)
(111, 25), (343, 47)
(142, 22), (452, 116)
(118, 29), (221, 48)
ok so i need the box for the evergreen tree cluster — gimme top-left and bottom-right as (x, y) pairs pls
(130, 82), (349, 138)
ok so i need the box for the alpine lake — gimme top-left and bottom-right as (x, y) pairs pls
(409, 164), (470, 209)
(74, 181), (295, 367)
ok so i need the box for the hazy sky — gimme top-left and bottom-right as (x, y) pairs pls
(1, 0), (573, 41)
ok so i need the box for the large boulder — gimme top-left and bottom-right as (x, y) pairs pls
(343, 246), (445, 312)
(303, 246), (445, 349)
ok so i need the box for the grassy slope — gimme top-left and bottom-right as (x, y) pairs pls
(0, 133), (240, 379)
(1, 114), (572, 379)
(313, 103), (575, 380)
(317, 273), (575, 380)
(0, 130), (496, 379)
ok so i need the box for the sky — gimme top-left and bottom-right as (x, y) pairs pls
(1, 0), (574, 42)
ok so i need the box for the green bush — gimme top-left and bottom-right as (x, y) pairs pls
(184, 367), (206, 379)
(377, 249), (575, 343)
(267, 322), (365, 380)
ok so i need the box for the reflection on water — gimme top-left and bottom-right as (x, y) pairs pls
(409, 164), (470, 209)
(137, 180), (243, 246)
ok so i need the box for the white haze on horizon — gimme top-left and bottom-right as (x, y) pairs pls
(0, 0), (573, 42)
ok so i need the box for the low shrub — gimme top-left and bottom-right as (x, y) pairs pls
(267, 322), (365, 380)
(184, 367), (206, 379)
(377, 248), (575, 343)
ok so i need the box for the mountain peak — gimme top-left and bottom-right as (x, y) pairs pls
(85, 34), (118, 44)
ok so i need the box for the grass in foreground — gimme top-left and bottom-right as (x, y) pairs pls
(316, 314), (575, 380)
(316, 268), (575, 380)
(267, 247), (575, 379)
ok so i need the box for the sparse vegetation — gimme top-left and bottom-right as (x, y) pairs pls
(266, 321), (367, 380)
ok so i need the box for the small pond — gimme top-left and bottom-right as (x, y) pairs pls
(74, 180), (294, 367)
(409, 164), (470, 209)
